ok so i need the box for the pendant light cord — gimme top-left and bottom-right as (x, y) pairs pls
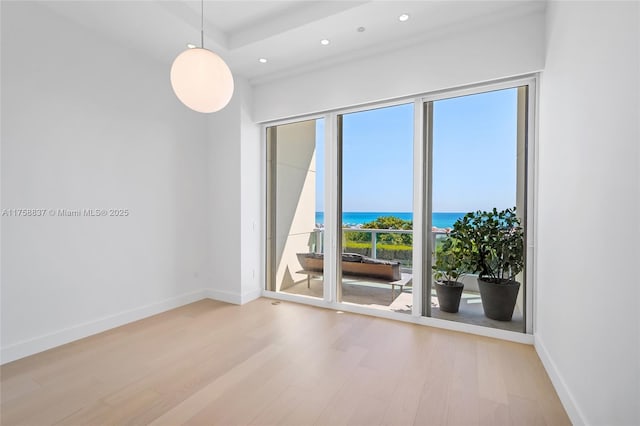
(201, 0), (204, 48)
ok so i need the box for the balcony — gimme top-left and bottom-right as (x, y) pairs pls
(281, 227), (524, 332)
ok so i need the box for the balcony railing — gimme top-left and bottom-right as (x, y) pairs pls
(311, 228), (450, 267)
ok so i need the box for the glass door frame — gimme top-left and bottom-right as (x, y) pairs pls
(262, 74), (537, 338)
(420, 76), (537, 334)
(264, 114), (329, 300)
(334, 99), (418, 307)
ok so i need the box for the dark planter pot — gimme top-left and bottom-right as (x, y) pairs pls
(477, 278), (520, 321)
(434, 280), (464, 313)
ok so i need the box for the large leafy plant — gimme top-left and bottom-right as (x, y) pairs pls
(450, 207), (524, 284)
(432, 237), (467, 285)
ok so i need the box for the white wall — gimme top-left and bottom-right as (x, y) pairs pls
(239, 79), (262, 304)
(1, 2), (210, 363)
(205, 77), (261, 304)
(252, 11), (545, 122)
(537, 2), (640, 425)
(205, 84), (241, 303)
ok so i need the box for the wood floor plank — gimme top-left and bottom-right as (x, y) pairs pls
(445, 333), (480, 426)
(0, 374), (41, 404)
(477, 398), (511, 426)
(507, 394), (548, 426)
(182, 356), (296, 425)
(1, 298), (570, 426)
(149, 344), (282, 425)
(379, 346), (430, 426)
(476, 338), (509, 405)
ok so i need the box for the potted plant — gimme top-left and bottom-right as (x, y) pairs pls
(432, 236), (466, 313)
(450, 207), (525, 321)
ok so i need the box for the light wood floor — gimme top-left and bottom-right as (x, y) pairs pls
(0, 298), (570, 425)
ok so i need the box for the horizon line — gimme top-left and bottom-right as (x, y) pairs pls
(315, 211), (469, 214)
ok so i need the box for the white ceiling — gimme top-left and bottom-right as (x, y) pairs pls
(39, 0), (546, 84)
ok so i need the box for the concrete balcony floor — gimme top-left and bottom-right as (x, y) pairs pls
(281, 277), (524, 333)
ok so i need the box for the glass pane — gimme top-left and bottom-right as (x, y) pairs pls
(430, 87), (526, 332)
(267, 119), (325, 299)
(339, 103), (414, 314)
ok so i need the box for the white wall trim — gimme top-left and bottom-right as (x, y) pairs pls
(205, 288), (242, 305)
(205, 288), (261, 305)
(240, 288), (262, 305)
(1, 288), (264, 365)
(535, 334), (586, 425)
(1, 289), (208, 365)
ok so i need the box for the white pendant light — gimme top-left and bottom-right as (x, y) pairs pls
(170, 0), (234, 113)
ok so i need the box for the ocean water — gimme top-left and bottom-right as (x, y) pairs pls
(315, 212), (466, 229)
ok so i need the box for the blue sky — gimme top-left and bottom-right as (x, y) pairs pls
(316, 88), (517, 213)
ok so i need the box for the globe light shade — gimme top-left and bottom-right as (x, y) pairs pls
(170, 48), (234, 113)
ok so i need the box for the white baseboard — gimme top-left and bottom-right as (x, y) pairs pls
(534, 334), (586, 425)
(205, 288), (242, 305)
(240, 287), (262, 304)
(204, 286), (261, 305)
(1, 286), (262, 364)
(1, 289), (207, 365)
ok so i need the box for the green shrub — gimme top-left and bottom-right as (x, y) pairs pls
(345, 216), (413, 246)
(432, 237), (466, 283)
(450, 207), (524, 283)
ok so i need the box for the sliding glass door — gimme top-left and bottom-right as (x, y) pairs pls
(427, 86), (528, 332)
(265, 79), (534, 334)
(266, 118), (325, 298)
(337, 104), (415, 314)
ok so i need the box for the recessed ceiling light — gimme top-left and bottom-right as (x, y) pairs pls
(399, 13), (409, 22)
(357, 26), (366, 32)
(320, 39), (330, 46)
(186, 43), (197, 49)
(259, 58), (268, 63)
